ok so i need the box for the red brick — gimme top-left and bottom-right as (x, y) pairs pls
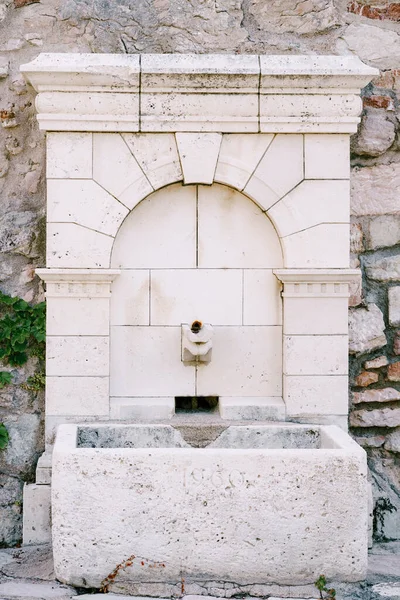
(348, 0), (400, 21)
(363, 95), (394, 109)
(14, 0), (40, 6)
(372, 71), (395, 90)
(388, 362), (400, 382)
(387, 3), (400, 19)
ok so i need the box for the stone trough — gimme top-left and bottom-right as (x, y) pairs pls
(52, 423), (368, 590)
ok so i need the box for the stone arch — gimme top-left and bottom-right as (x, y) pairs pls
(108, 181), (284, 417)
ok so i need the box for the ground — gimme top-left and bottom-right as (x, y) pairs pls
(1, 543), (400, 600)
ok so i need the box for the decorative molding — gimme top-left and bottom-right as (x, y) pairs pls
(21, 53), (378, 134)
(36, 268), (121, 298)
(273, 269), (361, 298)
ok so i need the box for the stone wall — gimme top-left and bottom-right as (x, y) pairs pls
(0, 0), (399, 546)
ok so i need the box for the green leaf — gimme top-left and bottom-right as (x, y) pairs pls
(0, 423), (9, 450)
(0, 371), (12, 387)
(8, 351), (28, 367)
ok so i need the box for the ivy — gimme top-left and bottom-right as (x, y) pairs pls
(0, 291), (46, 389)
(0, 423), (8, 450)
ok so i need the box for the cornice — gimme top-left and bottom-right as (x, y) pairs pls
(21, 53), (378, 133)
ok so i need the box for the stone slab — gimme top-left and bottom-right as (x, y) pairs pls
(0, 580), (76, 598)
(1, 545), (54, 581)
(22, 484), (51, 546)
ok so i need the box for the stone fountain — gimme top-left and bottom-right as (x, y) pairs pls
(20, 52), (377, 594)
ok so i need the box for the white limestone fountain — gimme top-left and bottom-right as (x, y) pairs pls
(20, 53), (377, 593)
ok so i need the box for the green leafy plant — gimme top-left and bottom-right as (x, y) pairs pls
(22, 372), (46, 392)
(0, 423), (9, 450)
(0, 291), (45, 389)
(315, 575), (336, 599)
(0, 371), (12, 388)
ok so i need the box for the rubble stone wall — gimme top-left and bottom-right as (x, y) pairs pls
(0, 0), (399, 546)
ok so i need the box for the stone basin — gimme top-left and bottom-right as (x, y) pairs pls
(52, 423), (368, 591)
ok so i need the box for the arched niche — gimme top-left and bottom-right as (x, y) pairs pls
(109, 182), (283, 419)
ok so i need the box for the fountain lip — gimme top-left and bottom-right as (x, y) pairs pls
(53, 422), (366, 455)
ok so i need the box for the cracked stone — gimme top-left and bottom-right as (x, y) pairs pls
(248, 0), (340, 35)
(24, 33), (43, 46)
(349, 303), (387, 355)
(59, 0), (248, 53)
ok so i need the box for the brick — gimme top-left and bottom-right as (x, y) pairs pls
(348, 0), (400, 21)
(14, 0), (40, 6)
(363, 96), (394, 110)
(388, 362), (400, 382)
(372, 71), (395, 90)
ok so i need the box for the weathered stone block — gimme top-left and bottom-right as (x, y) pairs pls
(389, 287), (400, 326)
(351, 108), (395, 157)
(341, 24), (400, 69)
(364, 356), (388, 369)
(385, 430), (400, 453)
(249, 0), (340, 35)
(366, 255), (400, 282)
(349, 303), (387, 355)
(52, 424), (368, 588)
(366, 216), (400, 250)
(22, 484), (51, 545)
(350, 407), (400, 427)
(354, 371), (379, 387)
(352, 387), (400, 404)
(388, 362), (400, 382)
(351, 163), (400, 216)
